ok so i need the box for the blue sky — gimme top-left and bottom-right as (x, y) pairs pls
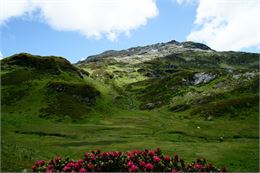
(0, 0), (259, 63)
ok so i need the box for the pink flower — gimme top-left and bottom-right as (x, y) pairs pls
(91, 156), (96, 161)
(139, 161), (146, 167)
(129, 153), (134, 159)
(45, 169), (53, 173)
(74, 162), (79, 169)
(194, 163), (202, 170)
(132, 149), (138, 155)
(128, 161), (134, 167)
(88, 153), (96, 161)
(153, 156), (161, 163)
(78, 159), (84, 165)
(102, 152), (108, 157)
(145, 163), (154, 170)
(32, 165), (36, 170)
(63, 166), (70, 172)
(148, 150), (155, 156)
(129, 164), (138, 172)
(79, 168), (86, 172)
(67, 162), (74, 168)
(164, 156), (171, 162)
(112, 151), (119, 157)
(36, 160), (45, 166)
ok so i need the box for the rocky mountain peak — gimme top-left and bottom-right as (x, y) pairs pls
(77, 40), (213, 64)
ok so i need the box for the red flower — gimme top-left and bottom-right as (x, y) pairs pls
(78, 159), (84, 165)
(145, 163), (154, 170)
(128, 161), (134, 167)
(74, 162), (79, 169)
(67, 162), (74, 168)
(88, 163), (94, 170)
(153, 156), (161, 163)
(36, 160), (45, 166)
(63, 166), (70, 172)
(31, 148), (223, 172)
(148, 150), (155, 156)
(132, 149), (138, 155)
(79, 168), (86, 172)
(129, 164), (138, 172)
(112, 151), (119, 157)
(129, 153), (134, 159)
(172, 168), (179, 173)
(139, 161), (146, 167)
(46, 169), (53, 173)
(84, 153), (89, 159)
(164, 156), (171, 162)
(157, 147), (161, 152)
(194, 163), (202, 170)
(91, 155), (96, 161)
(102, 152), (108, 157)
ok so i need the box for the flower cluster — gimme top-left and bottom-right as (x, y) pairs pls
(32, 148), (226, 172)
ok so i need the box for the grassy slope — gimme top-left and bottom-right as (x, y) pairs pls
(1, 52), (259, 171)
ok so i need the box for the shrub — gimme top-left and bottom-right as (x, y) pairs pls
(32, 148), (226, 172)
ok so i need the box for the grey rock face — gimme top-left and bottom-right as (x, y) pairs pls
(144, 103), (155, 110)
(232, 71), (258, 80)
(192, 72), (216, 85)
(214, 82), (222, 88)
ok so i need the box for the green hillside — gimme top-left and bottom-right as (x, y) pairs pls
(1, 41), (259, 171)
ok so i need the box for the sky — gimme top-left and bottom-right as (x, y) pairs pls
(0, 0), (259, 63)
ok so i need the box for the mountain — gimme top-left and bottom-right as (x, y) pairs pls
(76, 40), (259, 112)
(77, 40), (213, 64)
(1, 41), (259, 172)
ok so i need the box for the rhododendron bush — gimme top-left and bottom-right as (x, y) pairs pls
(32, 148), (227, 172)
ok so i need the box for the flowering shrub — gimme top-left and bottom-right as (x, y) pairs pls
(32, 148), (227, 172)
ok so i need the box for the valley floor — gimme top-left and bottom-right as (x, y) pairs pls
(1, 108), (259, 172)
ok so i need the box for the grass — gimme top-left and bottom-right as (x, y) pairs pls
(1, 107), (259, 172)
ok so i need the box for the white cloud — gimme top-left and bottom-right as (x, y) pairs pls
(186, 0), (260, 51)
(176, 0), (197, 5)
(0, 51), (3, 59)
(0, 0), (158, 41)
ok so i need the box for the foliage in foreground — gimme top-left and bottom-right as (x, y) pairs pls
(32, 148), (227, 172)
